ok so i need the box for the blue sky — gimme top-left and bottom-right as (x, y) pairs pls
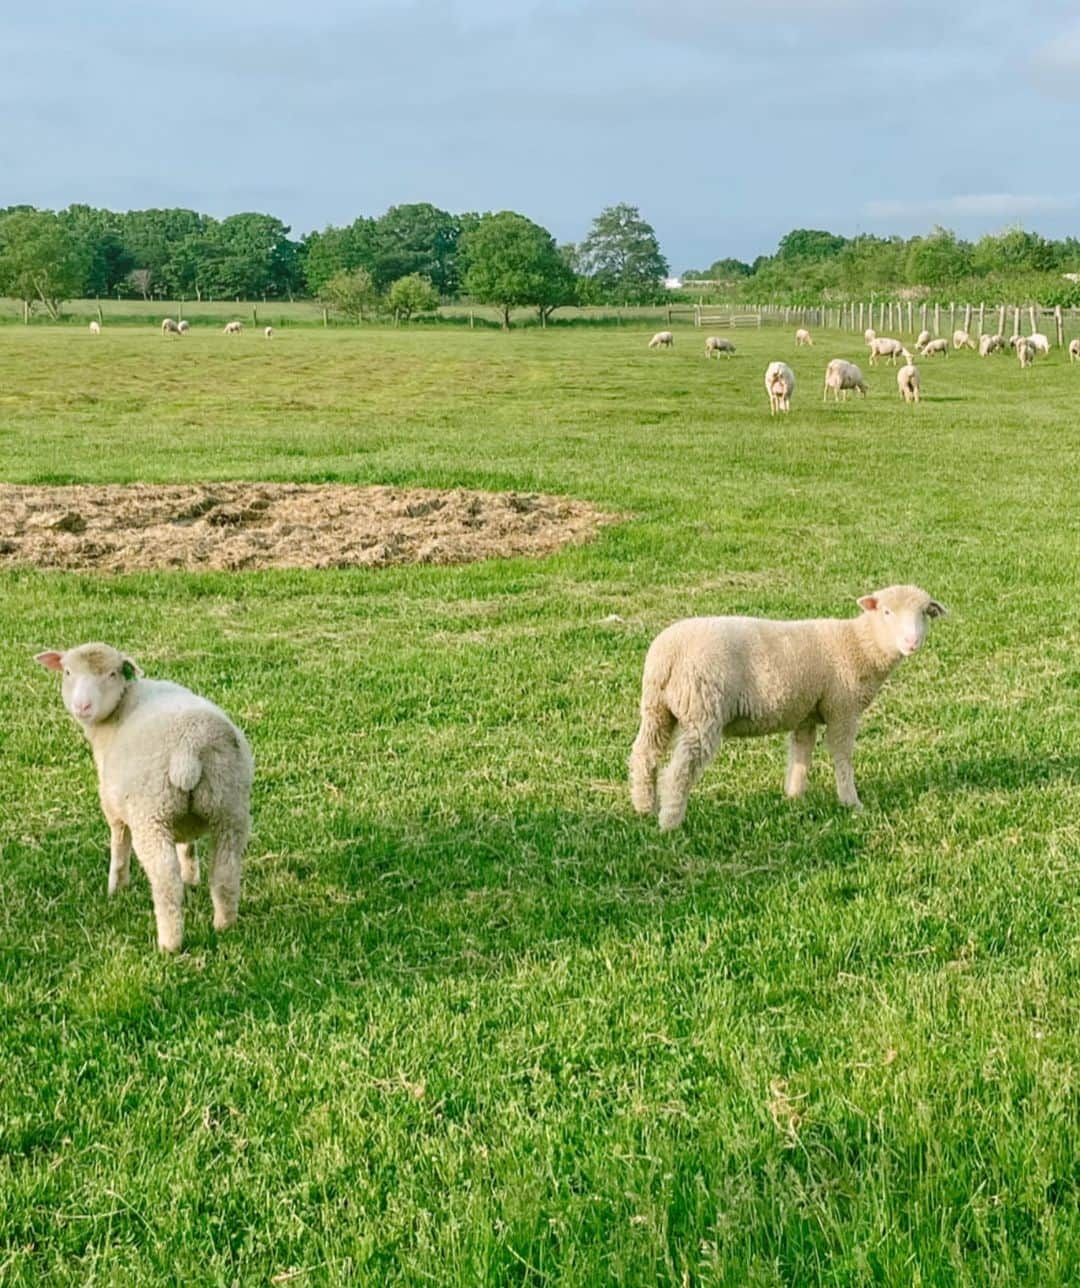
(5, 1), (1079, 270)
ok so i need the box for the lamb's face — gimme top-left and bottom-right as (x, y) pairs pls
(35, 643), (140, 724)
(857, 586), (946, 657)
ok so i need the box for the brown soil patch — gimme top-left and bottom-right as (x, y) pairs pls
(0, 484), (617, 573)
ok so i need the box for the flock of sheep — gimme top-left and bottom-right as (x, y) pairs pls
(649, 323), (1080, 415)
(88, 318), (274, 337)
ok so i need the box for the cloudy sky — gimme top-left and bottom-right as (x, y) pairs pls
(5, 1), (1079, 270)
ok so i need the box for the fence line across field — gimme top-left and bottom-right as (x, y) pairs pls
(693, 301), (1074, 346)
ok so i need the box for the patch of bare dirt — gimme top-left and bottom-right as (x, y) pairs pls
(0, 484), (618, 573)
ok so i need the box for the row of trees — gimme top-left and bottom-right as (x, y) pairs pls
(0, 202), (671, 325)
(684, 226), (1080, 306)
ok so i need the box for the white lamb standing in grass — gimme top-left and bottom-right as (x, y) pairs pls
(177, 320), (190, 334)
(1069, 338), (1080, 362)
(764, 361), (795, 414)
(1027, 333), (1050, 356)
(1017, 339), (1035, 368)
(705, 336), (735, 357)
(224, 320), (244, 335)
(897, 363), (921, 403)
(823, 359), (868, 401)
(868, 337), (907, 366)
(89, 320), (101, 335)
(629, 586), (947, 829)
(915, 329), (931, 351)
(264, 326), (274, 338)
(35, 644), (254, 953)
(794, 328), (813, 347)
(952, 329), (976, 350)
(921, 338), (949, 358)
(978, 333), (1003, 357)
(161, 318), (180, 335)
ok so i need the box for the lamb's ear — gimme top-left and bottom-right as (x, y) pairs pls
(857, 595), (878, 612)
(926, 599), (947, 619)
(121, 658), (143, 681)
(35, 651), (64, 671)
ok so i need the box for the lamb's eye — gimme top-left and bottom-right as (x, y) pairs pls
(63, 669), (70, 676)
(110, 670), (118, 678)
(883, 608), (892, 617)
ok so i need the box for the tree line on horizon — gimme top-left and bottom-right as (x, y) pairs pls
(1, 203), (1078, 325)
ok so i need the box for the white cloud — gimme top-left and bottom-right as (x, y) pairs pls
(864, 193), (1077, 220)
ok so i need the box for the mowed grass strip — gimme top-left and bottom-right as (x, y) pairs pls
(1, 326), (1078, 1284)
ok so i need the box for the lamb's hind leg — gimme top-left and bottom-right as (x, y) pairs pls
(208, 814), (250, 933)
(785, 723), (818, 798)
(629, 702), (675, 816)
(130, 823), (184, 952)
(656, 722), (723, 831)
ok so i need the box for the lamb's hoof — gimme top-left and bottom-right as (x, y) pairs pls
(213, 913), (238, 933)
(657, 808), (685, 832)
(107, 875), (129, 897)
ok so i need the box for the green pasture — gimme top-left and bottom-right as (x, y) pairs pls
(1, 325), (1078, 1284)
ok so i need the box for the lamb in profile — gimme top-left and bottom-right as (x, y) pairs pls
(35, 644), (254, 952)
(648, 331), (674, 349)
(224, 320), (244, 335)
(705, 336), (735, 357)
(952, 329), (976, 351)
(629, 586), (947, 829)
(823, 358), (868, 401)
(915, 329), (931, 351)
(161, 318), (181, 335)
(920, 338), (949, 358)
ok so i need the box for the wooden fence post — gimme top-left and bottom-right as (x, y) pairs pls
(949, 302), (955, 334)
(322, 308), (328, 327)
(1029, 304), (1038, 334)
(998, 305), (1006, 336)
(977, 303), (984, 336)
(1013, 306), (1020, 337)
(1055, 305), (1064, 348)
(963, 304), (972, 332)
(934, 303), (940, 334)
(920, 303), (927, 332)
(252, 305), (258, 328)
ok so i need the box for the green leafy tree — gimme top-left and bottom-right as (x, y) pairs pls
(119, 208), (206, 296)
(579, 204), (668, 304)
(776, 228), (847, 262)
(461, 211), (574, 328)
(905, 226), (973, 286)
(302, 219), (377, 295)
(319, 267), (377, 322)
(0, 208), (89, 319)
(204, 213), (297, 299)
(59, 205), (133, 297)
(386, 273), (441, 322)
(703, 257), (752, 280)
(371, 204), (463, 294)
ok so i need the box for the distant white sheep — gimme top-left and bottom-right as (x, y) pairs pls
(628, 585), (947, 828)
(896, 363), (921, 403)
(1017, 339), (1035, 368)
(868, 337), (909, 366)
(978, 333), (1004, 357)
(176, 320), (190, 334)
(35, 643), (254, 953)
(89, 320), (101, 335)
(264, 326), (274, 338)
(823, 359), (868, 401)
(1027, 333), (1050, 356)
(161, 318), (180, 335)
(920, 338), (949, 358)
(952, 329), (976, 351)
(915, 329), (931, 351)
(224, 321), (244, 335)
(764, 361), (795, 414)
(1069, 338), (1080, 363)
(794, 328), (813, 347)
(704, 336), (735, 358)
(648, 331), (674, 349)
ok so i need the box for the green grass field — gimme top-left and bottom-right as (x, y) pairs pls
(1, 326), (1078, 1284)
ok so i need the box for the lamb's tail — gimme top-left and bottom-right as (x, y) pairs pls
(168, 746), (203, 793)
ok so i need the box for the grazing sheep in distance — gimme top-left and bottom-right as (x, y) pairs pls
(1027, 333), (1050, 356)
(648, 331), (674, 349)
(628, 585), (947, 828)
(823, 359), (868, 401)
(161, 318), (181, 335)
(264, 326), (274, 338)
(89, 320), (101, 335)
(794, 328), (813, 347)
(978, 333), (1004, 357)
(916, 329), (931, 351)
(868, 337), (908, 366)
(952, 329), (976, 350)
(897, 363), (921, 403)
(921, 338), (949, 358)
(1069, 338), (1080, 362)
(35, 643), (254, 953)
(705, 336), (735, 358)
(864, 328), (876, 344)
(765, 361), (795, 414)
(1017, 339), (1035, 368)
(224, 320), (243, 335)
(177, 320), (190, 334)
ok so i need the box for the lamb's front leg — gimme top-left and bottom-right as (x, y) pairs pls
(108, 820), (132, 896)
(825, 718), (862, 810)
(784, 724), (818, 798)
